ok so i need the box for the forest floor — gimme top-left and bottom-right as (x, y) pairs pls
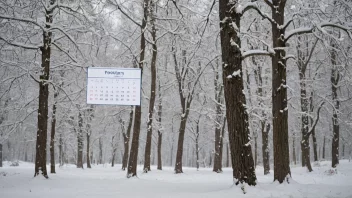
(0, 160), (351, 198)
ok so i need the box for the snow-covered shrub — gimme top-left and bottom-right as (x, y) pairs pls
(324, 168), (338, 176)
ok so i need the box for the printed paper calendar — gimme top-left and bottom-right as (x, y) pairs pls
(87, 67), (141, 105)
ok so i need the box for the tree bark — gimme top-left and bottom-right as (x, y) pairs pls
(174, 110), (189, 173)
(226, 143), (229, 167)
(86, 106), (94, 169)
(213, 64), (224, 173)
(157, 82), (163, 170)
(86, 132), (91, 168)
(269, 0), (291, 183)
(219, 0), (256, 186)
(323, 135), (326, 159)
(34, 0), (56, 178)
(111, 136), (117, 167)
(143, 5), (157, 172)
(0, 144), (2, 167)
(293, 133), (297, 165)
(98, 137), (103, 164)
(59, 133), (63, 166)
(127, 0), (150, 177)
(50, 90), (58, 174)
(308, 91), (318, 162)
(77, 110), (84, 169)
(331, 42), (340, 168)
(122, 107), (133, 170)
(195, 122), (200, 170)
(253, 58), (270, 175)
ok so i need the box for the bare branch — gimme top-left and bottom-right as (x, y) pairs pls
(0, 36), (41, 50)
(107, 0), (142, 28)
(0, 14), (44, 30)
(285, 22), (352, 42)
(308, 101), (325, 136)
(240, 3), (275, 25)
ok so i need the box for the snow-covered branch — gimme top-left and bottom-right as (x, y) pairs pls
(0, 14), (44, 30)
(242, 49), (274, 60)
(285, 22), (352, 42)
(238, 2), (275, 24)
(0, 36), (41, 50)
(308, 101), (325, 136)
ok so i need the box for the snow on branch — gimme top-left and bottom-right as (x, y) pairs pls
(285, 22), (352, 42)
(0, 14), (44, 30)
(237, 2), (275, 24)
(308, 101), (325, 136)
(0, 36), (41, 50)
(242, 49), (274, 60)
(106, 0), (142, 28)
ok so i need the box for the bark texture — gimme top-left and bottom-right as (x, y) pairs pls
(213, 63), (224, 173)
(157, 82), (163, 170)
(77, 110), (84, 169)
(219, 0), (256, 186)
(330, 42), (340, 168)
(50, 90), (58, 173)
(269, 0), (291, 183)
(122, 107), (133, 170)
(34, 0), (56, 178)
(127, 0), (150, 177)
(143, 5), (157, 172)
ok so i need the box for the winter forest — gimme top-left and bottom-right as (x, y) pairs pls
(0, 0), (352, 197)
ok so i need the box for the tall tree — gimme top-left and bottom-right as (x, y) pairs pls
(49, 87), (59, 173)
(34, 0), (56, 178)
(143, 1), (158, 172)
(122, 107), (133, 170)
(330, 40), (340, 168)
(218, 0), (257, 186)
(212, 61), (225, 173)
(127, 0), (150, 177)
(77, 108), (84, 169)
(157, 80), (163, 170)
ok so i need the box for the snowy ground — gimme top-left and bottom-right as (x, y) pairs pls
(1, 160), (352, 198)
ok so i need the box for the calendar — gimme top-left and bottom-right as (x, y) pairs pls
(87, 67), (141, 106)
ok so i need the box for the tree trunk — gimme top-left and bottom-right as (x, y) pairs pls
(143, 5), (157, 172)
(157, 82), (163, 170)
(270, 0), (291, 183)
(195, 130), (200, 171)
(111, 145), (117, 167)
(254, 135), (258, 167)
(213, 67), (224, 173)
(213, 118), (223, 172)
(226, 143), (229, 167)
(59, 133), (63, 166)
(122, 107), (133, 170)
(292, 134), (296, 165)
(219, 0), (256, 186)
(34, 0), (55, 178)
(157, 131), (162, 170)
(323, 136), (326, 159)
(310, 92), (318, 162)
(331, 42), (340, 168)
(50, 91), (58, 174)
(174, 110), (189, 173)
(0, 144), (2, 167)
(98, 137), (103, 164)
(262, 122), (270, 174)
(126, 0), (149, 178)
(77, 111), (84, 169)
(342, 143), (345, 158)
(86, 133), (91, 168)
(86, 107), (94, 169)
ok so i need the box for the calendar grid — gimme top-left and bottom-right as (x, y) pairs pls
(86, 67), (141, 106)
